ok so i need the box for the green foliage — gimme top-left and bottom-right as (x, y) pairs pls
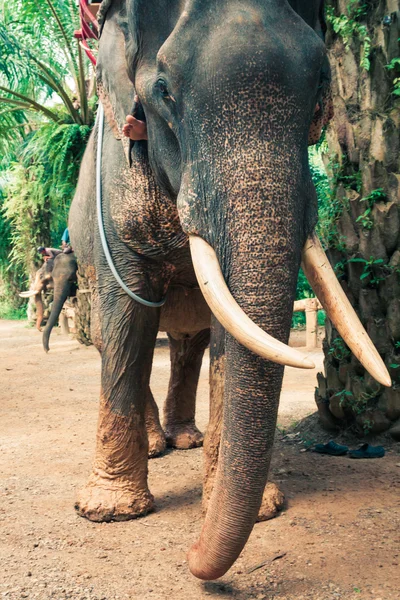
(2, 120), (91, 274)
(335, 382), (380, 434)
(348, 256), (386, 286)
(360, 188), (386, 205)
(292, 150), (331, 327)
(329, 337), (351, 361)
(386, 57), (400, 71)
(326, 2), (371, 71)
(310, 151), (362, 250)
(332, 160), (362, 193)
(308, 149), (337, 248)
(0, 184), (28, 311)
(355, 189), (386, 230)
(334, 260), (347, 279)
(0, 0), (91, 131)
(335, 388), (354, 406)
(356, 207), (373, 230)
(385, 56), (400, 97)
(0, 0), (95, 311)
(0, 297), (26, 319)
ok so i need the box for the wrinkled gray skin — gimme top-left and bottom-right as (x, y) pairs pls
(62, 0), (328, 581)
(42, 253), (77, 352)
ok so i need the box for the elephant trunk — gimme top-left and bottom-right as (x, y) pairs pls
(188, 228), (300, 579)
(42, 281), (71, 352)
(35, 293), (44, 331)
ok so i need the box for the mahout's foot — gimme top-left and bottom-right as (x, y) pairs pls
(164, 422), (204, 449)
(122, 114), (148, 141)
(75, 474), (154, 522)
(148, 430), (167, 458)
(256, 482), (285, 522)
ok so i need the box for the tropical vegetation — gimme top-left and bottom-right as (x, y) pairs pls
(0, 0), (95, 317)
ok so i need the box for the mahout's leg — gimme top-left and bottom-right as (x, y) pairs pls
(145, 387), (166, 458)
(76, 279), (160, 522)
(203, 319), (284, 520)
(163, 329), (210, 449)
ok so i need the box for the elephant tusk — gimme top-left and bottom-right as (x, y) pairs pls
(189, 235), (315, 369)
(19, 290), (40, 298)
(302, 233), (391, 387)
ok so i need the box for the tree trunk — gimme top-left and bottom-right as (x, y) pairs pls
(316, 0), (400, 437)
(74, 269), (92, 346)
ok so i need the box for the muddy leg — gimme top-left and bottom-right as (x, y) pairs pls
(163, 329), (210, 449)
(203, 319), (284, 520)
(76, 285), (159, 522)
(145, 388), (166, 458)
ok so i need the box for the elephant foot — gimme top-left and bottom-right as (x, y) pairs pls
(256, 482), (285, 522)
(165, 422), (204, 449)
(75, 474), (154, 522)
(148, 430), (167, 458)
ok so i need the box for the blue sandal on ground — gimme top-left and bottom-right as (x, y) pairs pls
(349, 443), (385, 459)
(313, 440), (349, 456)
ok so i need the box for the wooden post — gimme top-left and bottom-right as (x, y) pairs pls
(293, 298), (322, 349)
(60, 311), (70, 335)
(305, 298), (318, 350)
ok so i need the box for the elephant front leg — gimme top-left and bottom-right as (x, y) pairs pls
(145, 388), (166, 458)
(163, 329), (210, 449)
(76, 294), (159, 522)
(203, 319), (284, 521)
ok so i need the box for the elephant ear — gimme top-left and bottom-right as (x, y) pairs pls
(96, 0), (137, 138)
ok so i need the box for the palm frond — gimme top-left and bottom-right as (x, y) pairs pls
(0, 86), (61, 121)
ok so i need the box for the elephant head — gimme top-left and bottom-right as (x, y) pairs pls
(19, 260), (55, 330)
(42, 253), (77, 352)
(96, 0), (390, 579)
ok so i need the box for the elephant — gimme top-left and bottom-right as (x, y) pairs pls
(45, 0), (390, 581)
(41, 252), (77, 352)
(20, 259), (56, 330)
(20, 253), (77, 346)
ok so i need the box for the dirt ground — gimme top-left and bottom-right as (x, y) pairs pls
(1, 320), (399, 600)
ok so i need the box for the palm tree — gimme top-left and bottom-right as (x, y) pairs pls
(0, 0), (92, 132)
(0, 0), (95, 306)
(316, 0), (400, 439)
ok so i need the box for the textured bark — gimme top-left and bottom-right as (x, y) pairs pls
(74, 269), (92, 346)
(316, 0), (400, 434)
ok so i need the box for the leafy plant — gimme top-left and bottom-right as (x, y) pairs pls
(326, 3), (371, 71)
(362, 417), (374, 434)
(334, 260), (347, 279)
(329, 338), (351, 361)
(335, 389), (354, 406)
(348, 256), (386, 286)
(0, 0), (95, 299)
(385, 56), (400, 96)
(0, 297), (27, 319)
(335, 384), (379, 428)
(356, 207), (373, 230)
(0, 0), (93, 132)
(360, 188), (386, 206)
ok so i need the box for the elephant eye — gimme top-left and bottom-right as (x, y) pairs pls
(157, 79), (170, 99)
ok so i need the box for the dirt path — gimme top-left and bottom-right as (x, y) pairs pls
(1, 321), (399, 600)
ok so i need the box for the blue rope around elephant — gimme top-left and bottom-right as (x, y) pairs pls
(96, 102), (167, 308)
